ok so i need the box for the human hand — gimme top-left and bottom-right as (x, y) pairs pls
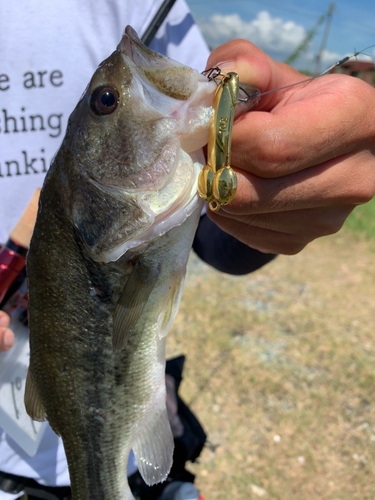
(0, 311), (14, 351)
(206, 40), (375, 254)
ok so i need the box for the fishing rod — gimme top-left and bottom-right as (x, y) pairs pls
(141, 0), (177, 47)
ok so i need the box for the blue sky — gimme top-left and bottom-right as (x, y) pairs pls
(186, 0), (375, 73)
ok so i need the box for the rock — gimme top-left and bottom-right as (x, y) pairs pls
(251, 484), (267, 497)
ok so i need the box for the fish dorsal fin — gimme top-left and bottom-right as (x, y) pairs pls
(132, 405), (174, 485)
(113, 260), (160, 352)
(24, 369), (47, 422)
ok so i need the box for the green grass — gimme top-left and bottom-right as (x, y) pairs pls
(344, 198), (375, 239)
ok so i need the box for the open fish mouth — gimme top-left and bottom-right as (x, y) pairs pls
(84, 26), (217, 263)
(119, 25), (207, 83)
(119, 26), (216, 153)
(66, 28), (216, 264)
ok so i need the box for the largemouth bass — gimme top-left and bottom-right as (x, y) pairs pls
(25, 26), (215, 500)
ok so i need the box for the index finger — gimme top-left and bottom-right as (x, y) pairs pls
(230, 74), (375, 178)
(208, 40), (375, 178)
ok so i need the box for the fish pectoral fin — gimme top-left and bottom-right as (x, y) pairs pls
(24, 369), (47, 422)
(133, 405), (174, 486)
(113, 260), (160, 352)
(157, 273), (185, 339)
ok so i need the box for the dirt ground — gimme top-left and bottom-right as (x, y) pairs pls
(166, 229), (375, 499)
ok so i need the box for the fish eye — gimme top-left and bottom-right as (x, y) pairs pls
(90, 85), (119, 115)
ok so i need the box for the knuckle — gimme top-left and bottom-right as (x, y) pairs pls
(277, 240), (307, 255)
(345, 174), (375, 206)
(314, 217), (346, 237)
(260, 240), (306, 256)
(351, 185), (375, 205)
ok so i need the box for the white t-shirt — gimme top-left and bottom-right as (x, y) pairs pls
(0, 1), (210, 497)
(0, 0), (209, 244)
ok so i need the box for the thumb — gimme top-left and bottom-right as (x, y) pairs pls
(0, 310), (10, 327)
(206, 39), (304, 111)
(0, 327), (14, 351)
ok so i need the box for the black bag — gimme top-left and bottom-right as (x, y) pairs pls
(128, 355), (207, 500)
(165, 355), (206, 467)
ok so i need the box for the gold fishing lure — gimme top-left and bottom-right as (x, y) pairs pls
(198, 71), (239, 212)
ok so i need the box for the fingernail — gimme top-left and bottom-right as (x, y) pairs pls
(219, 61), (236, 72)
(208, 60), (236, 73)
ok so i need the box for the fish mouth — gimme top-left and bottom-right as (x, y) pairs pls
(119, 26), (172, 69)
(119, 26), (216, 155)
(118, 26), (213, 103)
(119, 26), (207, 79)
(93, 27), (215, 263)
